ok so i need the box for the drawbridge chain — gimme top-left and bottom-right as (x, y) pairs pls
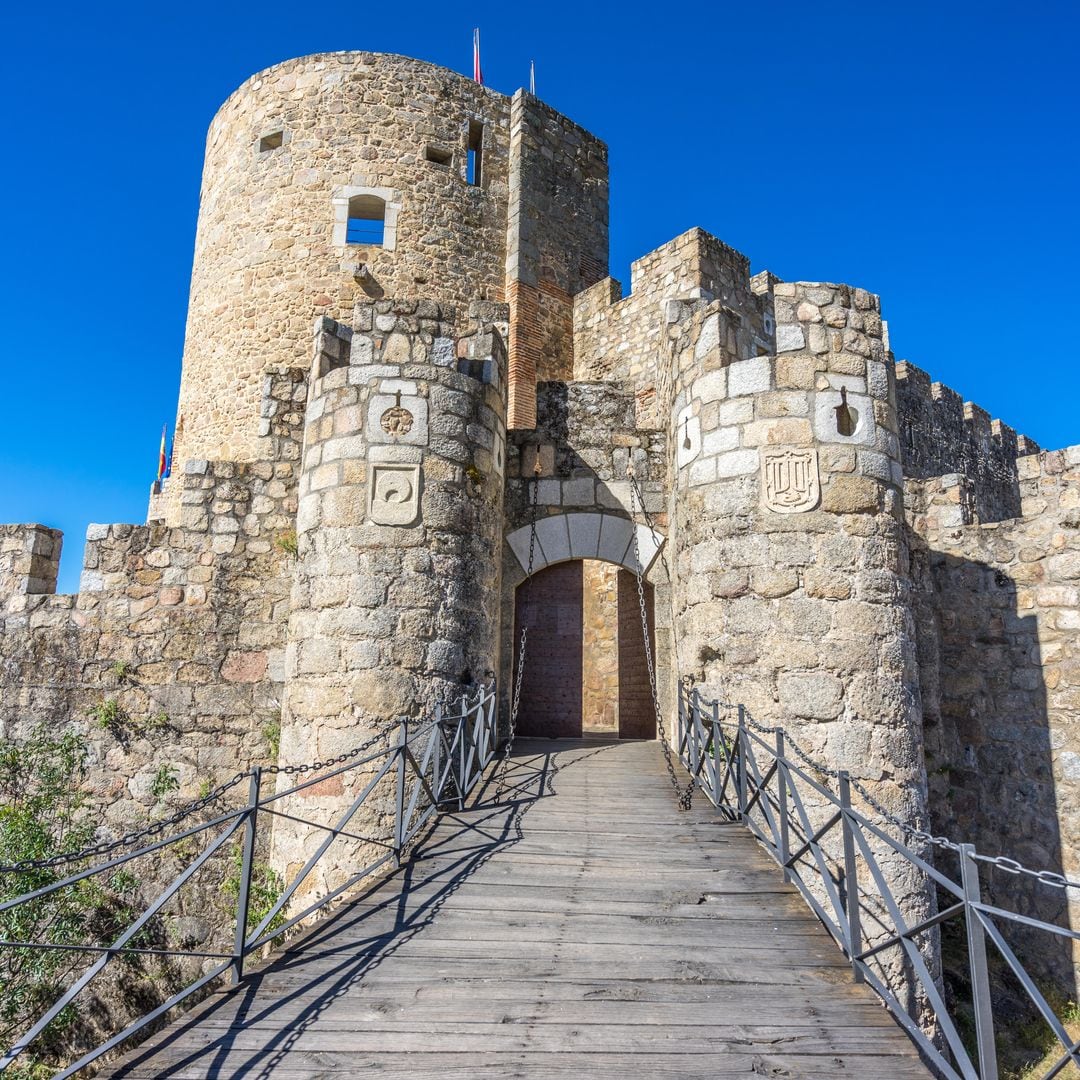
(627, 467), (695, 811)
(494, 453), (542, 802)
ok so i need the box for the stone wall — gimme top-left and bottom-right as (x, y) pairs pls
(910, 446), (1080, 981)
(0, 368), (304, 831)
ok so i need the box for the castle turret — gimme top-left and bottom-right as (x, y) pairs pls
(270, 303), (508, 894)
(667, 271), (936, 986)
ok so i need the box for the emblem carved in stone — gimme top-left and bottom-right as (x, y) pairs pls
(761, 448), (820, 514)
(368, 464), (421, 526)
(380, 391), (414, 437)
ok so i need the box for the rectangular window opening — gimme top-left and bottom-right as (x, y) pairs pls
(426, 144), (452, 166)
(467, 121), (484, 187)
(259, 131), (284, 152)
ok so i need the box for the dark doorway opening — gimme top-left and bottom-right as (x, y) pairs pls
(513, 559), (656, 739)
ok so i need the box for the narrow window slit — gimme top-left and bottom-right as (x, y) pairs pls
(467, 121), (484, 187)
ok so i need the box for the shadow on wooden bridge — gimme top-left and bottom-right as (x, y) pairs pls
(101, 739), (931, 1079)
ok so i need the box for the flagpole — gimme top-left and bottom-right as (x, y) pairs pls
(529, 60), (535, 95)
(473, 28), (483, 85)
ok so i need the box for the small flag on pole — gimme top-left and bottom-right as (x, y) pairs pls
(157, 425), (168, 482)
(529, 59), (535, 95)
(473, 28), (483, 84)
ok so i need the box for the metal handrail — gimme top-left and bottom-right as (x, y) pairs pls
(0, 681), (499, 1077)
(676, 682), (1080, 1080)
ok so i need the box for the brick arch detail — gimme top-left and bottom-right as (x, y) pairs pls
(505, 512), (664, 578)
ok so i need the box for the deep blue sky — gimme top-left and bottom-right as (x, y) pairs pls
(2, 1), (1076, 592)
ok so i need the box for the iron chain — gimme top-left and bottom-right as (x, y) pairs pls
(0, 722), (405, 874)
(495, 457), (541, 801)
(0, 770), (252, 874)
(628, 468), (694, 811)
(696, 693), (1078, 886)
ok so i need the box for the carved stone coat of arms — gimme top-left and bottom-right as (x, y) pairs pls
(761, 448), (820, 514)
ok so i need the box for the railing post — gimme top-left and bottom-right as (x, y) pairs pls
(432, 701), (443, 804)
(677, 684), (686, 764)
(838, 771), (863, 983)
(711, 700), (721, 808)
(962, 843), (999, 1080)
(394, 717), (408, 867)
(458, 702), (467, 811)
(231, 766), (261, 985)
(776, 732), (790, 882)
(689, 687), (701, 779)
(736, 705), (748, 820)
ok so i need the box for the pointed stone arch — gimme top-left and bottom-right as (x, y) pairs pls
(505, 512), (664, 578)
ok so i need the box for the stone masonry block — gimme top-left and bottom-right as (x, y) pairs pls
(727, 357), (772, 397)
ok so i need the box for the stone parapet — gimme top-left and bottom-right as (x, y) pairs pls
(0, 524), (62, 610)
(572, 228), (773, 390)
(896, 359), (1039, 524)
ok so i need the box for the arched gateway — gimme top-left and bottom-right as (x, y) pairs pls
(505, 513), (665, 740)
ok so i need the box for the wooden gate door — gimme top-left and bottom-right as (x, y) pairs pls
(514, 561), (583, 738)
(617, 569), (656, 739)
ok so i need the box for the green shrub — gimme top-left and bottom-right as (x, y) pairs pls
(87, 697), (124, 733)
(149, 765), (179, 800)
(262, 717), (281, 760)
(222, 849), (286, 939)
(273, 530), (298, 556)
(0, 730), (141, 1072)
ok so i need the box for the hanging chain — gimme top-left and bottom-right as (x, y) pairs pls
(495, 455), (542, 801)
(628, 466), (694, 811)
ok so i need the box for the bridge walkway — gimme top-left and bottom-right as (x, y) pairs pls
(102, 738), (931, 1078)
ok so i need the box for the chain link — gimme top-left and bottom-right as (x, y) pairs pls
(263, 722), (397, 778)
(0, 770), (252, 874)
(628, 468), (694, 811)
(738, 705), (962, 853)
(0, 720), (406, 875)
(495, 457), (541, 802)
(696, 696), (1079, 885)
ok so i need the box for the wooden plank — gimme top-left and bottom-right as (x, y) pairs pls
(107, 1050), (935, 1080)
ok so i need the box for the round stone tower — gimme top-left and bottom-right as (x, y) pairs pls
(171, 52), (511, 492)
(270, 303), (508, 893)
(668, 278), (935, 988)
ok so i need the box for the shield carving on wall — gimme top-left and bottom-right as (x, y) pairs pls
(761, 448), (820, 514)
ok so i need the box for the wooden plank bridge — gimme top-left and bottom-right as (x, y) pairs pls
(102, 739), (931, 1078)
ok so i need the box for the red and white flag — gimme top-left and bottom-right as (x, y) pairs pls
(473, 28), (483, 84)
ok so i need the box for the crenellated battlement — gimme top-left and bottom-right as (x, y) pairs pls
(0, 524), (62, 612)
(895, 359), (1040, 524)
(572, 228), (772, 391)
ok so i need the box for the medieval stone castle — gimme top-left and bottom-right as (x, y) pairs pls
(0, 52), (1076, 964)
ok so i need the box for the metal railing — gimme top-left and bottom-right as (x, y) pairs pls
(0, 682), (498, 1077)
(677, 682), (1080, 1080)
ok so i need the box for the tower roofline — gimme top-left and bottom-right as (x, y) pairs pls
(212, 49), (509, 127)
